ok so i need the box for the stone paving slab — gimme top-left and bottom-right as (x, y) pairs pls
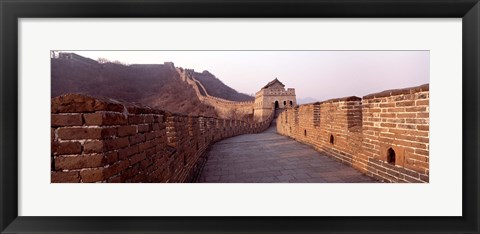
(198, 122), (378, 183)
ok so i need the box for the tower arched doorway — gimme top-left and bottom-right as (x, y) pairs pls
(274, 101), (279, 109)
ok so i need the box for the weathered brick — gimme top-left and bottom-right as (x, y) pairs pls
(417, 125), (429, 131)
(104, 137), (130, 151)
(129, 134), (146, 145)
(52, 114), (83, 127)
(139, 140), (156, 152)
(128, 115), (144, 124)
(104, 160), (130, 178)
(397, 113), (416, 118)
(395, 100), (415, 107)
(53, 141), (82, 155)
(84, 112), (127, 126)
(406, 119), (428, 124)
(416, 99), (429, 106)
(145, 132), (156, 141)
(405, 106), (427, 112)
(138, 124), (150, 133)
(379, 103), (395, 108)
(83, 140), (104, 154)
(104, 151), (119, 164)
(55, 154), (105, 170)
(129, 152), (147, 165)
(118, 145), (139, 159)
(118, 125), (137, 137)
(380, 123), (396, 128)
(80, 168), (105, 182)
(57, 127), (116, 140)
(419, 174), (429, 182)
(398, 124), (416, 130)
(417, 113), (429, 118)
(51, 171), (81, 183)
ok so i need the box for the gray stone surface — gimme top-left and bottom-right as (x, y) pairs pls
(198, 121), (378, 183)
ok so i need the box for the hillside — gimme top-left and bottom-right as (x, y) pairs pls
(51, 58), (217, 117)
(193, 71), (254, 101)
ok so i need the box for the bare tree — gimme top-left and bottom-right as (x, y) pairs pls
(228, 108), (240, 120)
(97, 57), (110, 64)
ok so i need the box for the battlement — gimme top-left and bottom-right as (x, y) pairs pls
(51, 94), (274, 183)
(276, 83), (429, 183)
(56, 52), (98, 66)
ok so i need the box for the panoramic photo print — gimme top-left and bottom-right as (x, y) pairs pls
(50, 51), (429, 183)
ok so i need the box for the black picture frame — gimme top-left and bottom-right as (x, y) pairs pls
(1, 0), (479, 233)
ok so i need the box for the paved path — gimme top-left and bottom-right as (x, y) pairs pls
(197, 120), (377, 183)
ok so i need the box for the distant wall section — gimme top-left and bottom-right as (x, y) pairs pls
(176, 67), (255, 120)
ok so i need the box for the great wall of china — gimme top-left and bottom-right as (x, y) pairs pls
(174, 65), (255, 119)
(172, 63), (297, 122)
(50, 56), (429, 183)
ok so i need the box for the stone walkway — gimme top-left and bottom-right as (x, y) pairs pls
(197, 120), (377, 183)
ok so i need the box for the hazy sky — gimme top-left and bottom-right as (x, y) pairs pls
(61, 51), (429, 101)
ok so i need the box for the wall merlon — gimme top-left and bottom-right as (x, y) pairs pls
(363, 83), (429, 100)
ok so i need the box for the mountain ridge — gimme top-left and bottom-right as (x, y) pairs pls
(51, 54), (253, 117)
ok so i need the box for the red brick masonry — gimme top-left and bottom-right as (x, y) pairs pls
(51, 94), (273, 183)
(276, 84), (429, 183)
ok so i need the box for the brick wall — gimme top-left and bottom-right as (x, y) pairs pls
(277, 84), (429, 183)
(51, 94), (273, 183)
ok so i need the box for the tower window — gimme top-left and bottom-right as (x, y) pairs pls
(387, 148), (396, 165)
(329, 135), (334, 145)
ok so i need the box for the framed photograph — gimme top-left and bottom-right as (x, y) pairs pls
(1, 0), (478, 233)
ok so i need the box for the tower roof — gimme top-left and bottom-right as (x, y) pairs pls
(262, 78), (285, 89)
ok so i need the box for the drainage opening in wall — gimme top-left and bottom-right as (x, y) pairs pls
(329, 134), (334, 145)
(387, 147), (396, 165)
(304, 129), (307, 136)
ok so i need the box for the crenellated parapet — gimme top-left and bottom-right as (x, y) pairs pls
(50, 94), (274, 183)
(276, 84), (429, 183)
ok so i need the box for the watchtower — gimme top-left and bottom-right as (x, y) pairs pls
(254, 78), (296, 121)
